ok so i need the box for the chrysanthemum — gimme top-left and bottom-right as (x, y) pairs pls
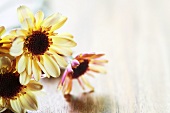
(9, 6), (77, 85)
(0, 26), (12, 54)
(58, 53), (108, 95)
(0, 55), (43, 113)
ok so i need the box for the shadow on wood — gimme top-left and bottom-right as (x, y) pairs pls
(64, 92), (113, 113)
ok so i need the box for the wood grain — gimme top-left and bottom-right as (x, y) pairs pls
(3, 0), (170, 113)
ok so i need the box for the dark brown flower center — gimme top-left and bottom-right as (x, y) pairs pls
(26, 31), (49, 55)
(0, 72), (23, 99)
(72, 60), (89, 78)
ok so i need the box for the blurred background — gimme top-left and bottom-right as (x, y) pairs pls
(2, 0), (170, 112)
(1, 0), (170, 56)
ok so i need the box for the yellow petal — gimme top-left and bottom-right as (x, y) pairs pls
(36, 59), (50, 78)
(86, 71), (95, 78)
(27, 80), (43, 91)
(42, 13), (60, 28)
(58, 33), (74, 38)
(17, 29), (28, 35)
(83, 53), (103, 59)
(91, 54), (105, 59)
(50, 45), (72, 56)
(77, 54), (92, 60)
(0, 98), (6, 107)
(15, 57), (19, 71)
(78, 78), (85, 90)
(19, 71), (31, 85)
(17, 5), (34, 23)
(0, 39), (10, 45)
(1, 44), (11, 48)
(35, 10), (44, 29)
(11, 42), (24, 52)
(89, 64), (106, 74)
(52, 52), (68, 68)
(9, 29), (17, 36)
(10, 99), (22, 113)
(76, 53), (95, 59)
(21, 18), (34, 30)
(61, 76), (72, 94)
(10, 29), (28, 36)
(11, 36), (24, 47)
(10, 45), (24, 56)
(91, 59), (108, 64)
(51, 35), (77, 47)
(0, 26), (5, 36)
(0, 98), (6, 112)
(50, 16), (67, 32)
(19, 92), (38, 111)
(80, 76), (94, 91)
(18, 54), (26, 73)
(64, 79), (72, 94)
(1, 35), (14, 42)
(43, 54), (60, 77)
(10, 37), (24, 56)
(26, 56), (32, 75)
(32, 59), (41, 81)
(0, 48), (9, 53)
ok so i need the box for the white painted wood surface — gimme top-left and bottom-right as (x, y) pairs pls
(3, 0), (170, 112)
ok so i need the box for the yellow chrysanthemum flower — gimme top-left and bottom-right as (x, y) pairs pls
(58, 53), (108, 95)
(0, 26), (12, 54)
(0, 54), (43, 113)
(9, 6), (77, 85)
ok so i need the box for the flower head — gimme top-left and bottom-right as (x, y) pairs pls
(58, 53), (108, 95)
(0, 54), (43, 113)
(9, 6), (77, 85)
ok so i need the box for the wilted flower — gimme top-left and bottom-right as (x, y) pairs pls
(58, 53), (108, 95)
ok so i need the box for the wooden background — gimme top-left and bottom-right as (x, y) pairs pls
(3, 0), (170, 113)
